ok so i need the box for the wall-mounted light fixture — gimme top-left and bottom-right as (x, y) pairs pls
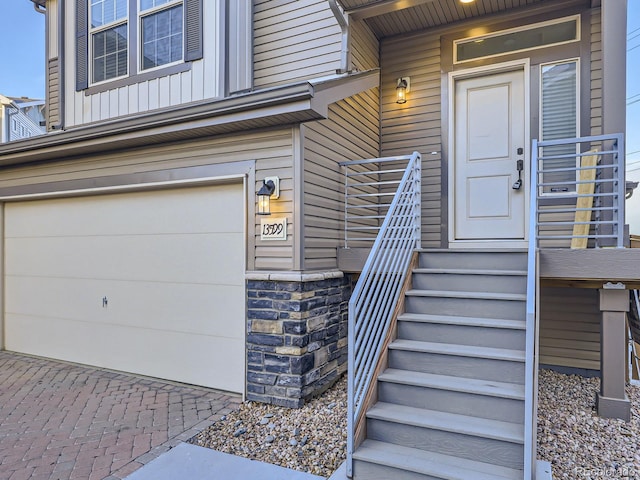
(257, 176), (280, 215)
(459, 0), (475, 4)
(396, 77), (410, 104)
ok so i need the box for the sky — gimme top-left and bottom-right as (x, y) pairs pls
(0, 1), (45, 99)
(626, 1), (640, 234)
(0, 0), (638, 229)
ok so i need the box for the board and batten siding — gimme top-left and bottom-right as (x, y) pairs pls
(539, 287), (600, 371)
(380, 32), (442, 248)
(301, 20), (380, 270)
(253, 0), (342, 88)
(0, 129), (296, 272)
(63, 0), (223, 127)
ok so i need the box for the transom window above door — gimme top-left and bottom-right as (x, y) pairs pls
(454, 15), (580, 64)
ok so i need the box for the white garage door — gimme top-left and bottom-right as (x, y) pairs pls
(4, 184), (245, 393)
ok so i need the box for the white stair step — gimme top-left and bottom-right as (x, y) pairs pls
(406, 289), (526, 301)
(367, 402), (524, 444)
(388, 339), (525, 362)
(397, 312), (525, 330)
(378, 368), (525, 400)
(354, 439), (523, 480)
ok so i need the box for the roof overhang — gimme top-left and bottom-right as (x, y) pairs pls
(0, 69), (379, 167)
(336, 0), (588, 39)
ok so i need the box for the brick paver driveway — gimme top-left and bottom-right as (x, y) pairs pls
(0, 351), (241, 480)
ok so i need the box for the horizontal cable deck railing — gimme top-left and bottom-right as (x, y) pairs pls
(532, 134), (625, 248)
(340, 152), (421, 477)
(340, 155), (419, 248)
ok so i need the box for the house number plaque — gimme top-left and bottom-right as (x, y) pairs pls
(260, 217), (287, 241)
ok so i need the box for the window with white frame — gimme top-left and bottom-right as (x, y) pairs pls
(540, 60), (579, 193)
(90, 0), (128, 83)
(140, 0), (184, 70)
(78, 0), (201, 90)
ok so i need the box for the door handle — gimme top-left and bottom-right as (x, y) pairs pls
(512, 159), (524, 190)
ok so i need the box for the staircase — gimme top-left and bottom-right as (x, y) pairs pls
(352, 249), (528, 480)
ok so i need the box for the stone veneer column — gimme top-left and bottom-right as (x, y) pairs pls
(245, 271), (351, 408)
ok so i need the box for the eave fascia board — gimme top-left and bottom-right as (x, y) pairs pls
(0, 70), (380, 166)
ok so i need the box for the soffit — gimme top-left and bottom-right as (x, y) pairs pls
(338, 0), (569, 38)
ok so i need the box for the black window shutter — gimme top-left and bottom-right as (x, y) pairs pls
(184, 0), (203, 62)
(76, 0), (88, 91)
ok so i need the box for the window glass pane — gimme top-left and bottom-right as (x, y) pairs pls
(456, 19), (578, 62)
(104, 0), (115, 24)
(540, 62), (578, 193)
(92, 24), (128, 83)
(141, 5), (183, 70)
(91, 1), (103, 28)
(140, 0), (172, 12)
(90, 0), (127, 28)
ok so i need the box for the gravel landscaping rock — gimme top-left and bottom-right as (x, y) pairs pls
(191, 369), (640, 479)
(537, 369), (640, 479)
(190, 375), (347, 477)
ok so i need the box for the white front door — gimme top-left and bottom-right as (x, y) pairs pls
(453, 68), (527, 242)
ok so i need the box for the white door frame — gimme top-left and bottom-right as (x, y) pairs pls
(447, 58), (531, 249)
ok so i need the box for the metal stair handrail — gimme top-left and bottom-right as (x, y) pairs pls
(344, 151), (421, 477)
(524, 143), (539, 480)
(526, 134), (625, 478)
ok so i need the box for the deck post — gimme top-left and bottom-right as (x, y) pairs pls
(597, 282), (631, 421)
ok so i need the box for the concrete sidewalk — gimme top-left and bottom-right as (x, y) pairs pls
(124, 443), (327, 480)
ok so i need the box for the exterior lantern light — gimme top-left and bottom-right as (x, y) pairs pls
(396, 77), (410, 104)
(257, 177), (279, 215)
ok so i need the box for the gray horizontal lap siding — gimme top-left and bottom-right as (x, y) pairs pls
(539, 287), (600, 371)
(253, 0), (342, 88)
(381, 32), (442, 248)
(302, 20), (380, 270)
(47, 58), (60, 130)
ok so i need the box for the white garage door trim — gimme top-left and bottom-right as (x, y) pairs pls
(3, 181), (246, 394)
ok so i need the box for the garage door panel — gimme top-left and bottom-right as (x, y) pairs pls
(6, 276), (245, 337)
(6, 233), (245, 286)
(6, 313), (244, 392)
(5, 184), (246, 393)
(5, 185), (244, 238)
